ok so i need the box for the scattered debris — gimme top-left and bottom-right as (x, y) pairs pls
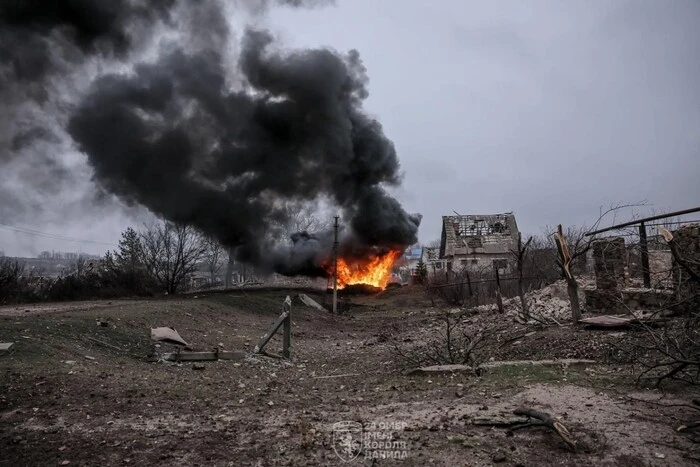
(96, 320), (109, 327)
(192, 363), (206, 371)
(476, 279), (592, 323)
(150, 327), (188, 346)
(0, 342), (14, 351)
(84, 356), (95, 361)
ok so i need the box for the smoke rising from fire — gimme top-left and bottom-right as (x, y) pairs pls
(1, 0), (420, 276)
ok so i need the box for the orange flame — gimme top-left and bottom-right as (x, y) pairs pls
(328, 249), (403, 289)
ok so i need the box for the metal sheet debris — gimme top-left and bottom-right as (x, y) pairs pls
(150, 327), (188, 346)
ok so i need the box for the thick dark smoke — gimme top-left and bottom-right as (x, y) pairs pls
(0, 0), (175, 88)
(2, 0), (420, 277)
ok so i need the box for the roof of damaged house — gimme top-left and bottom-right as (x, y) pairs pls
(439, 213), (519, 259)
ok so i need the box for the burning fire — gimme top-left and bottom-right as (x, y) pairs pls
(328, 249), (403, 289)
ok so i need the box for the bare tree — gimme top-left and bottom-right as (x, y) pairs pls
(272, 201), (332, 243)
(225, 247), (236, 287)
(203, 236), (225, 285)
(140, 221), (208, 294)
(553, 224), (585, 322)
(511, 233), (533, 319)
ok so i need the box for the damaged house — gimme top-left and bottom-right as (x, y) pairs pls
(435, 213), (519, 274)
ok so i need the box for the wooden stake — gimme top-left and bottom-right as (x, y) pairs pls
(254, 296), (293, 359)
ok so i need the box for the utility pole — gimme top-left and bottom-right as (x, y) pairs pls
(332, 215), (339, 314)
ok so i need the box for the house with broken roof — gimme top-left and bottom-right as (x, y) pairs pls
(434, 213), (519, 275)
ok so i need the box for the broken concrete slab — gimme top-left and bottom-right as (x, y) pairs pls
(150, 327), (188, 346)
(580, 315), (635, 328)
(297, 294), (328, 312)
(0, 343), (14, 351)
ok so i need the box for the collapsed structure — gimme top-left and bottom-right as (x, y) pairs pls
(433, 213), (519, 274)
(585, 223), (699, 315)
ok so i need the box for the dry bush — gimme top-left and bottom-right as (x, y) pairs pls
(619, 226), (700, 387)
(0, 258), (26, 303)
(392, 309), (502, 368)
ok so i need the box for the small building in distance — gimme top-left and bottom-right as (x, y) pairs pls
(436, 213), (519, 274)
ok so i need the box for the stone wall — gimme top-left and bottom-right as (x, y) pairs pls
(672, 224), (700, 307)
(648, 249), (673, 286)
(585, 287), (677, 314)
(592, 237), (626, 290)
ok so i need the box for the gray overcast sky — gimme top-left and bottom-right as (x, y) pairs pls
(1, 0), (699, 256)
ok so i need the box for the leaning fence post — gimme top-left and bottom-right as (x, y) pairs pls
(254, 295), (293, 359)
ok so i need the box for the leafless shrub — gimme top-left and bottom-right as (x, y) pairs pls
(392, 310), (502, 368)
(616, 225), (700, 387)
(0, 257), (26, 303)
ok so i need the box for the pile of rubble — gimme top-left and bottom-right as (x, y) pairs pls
(476, 279), (591, 324)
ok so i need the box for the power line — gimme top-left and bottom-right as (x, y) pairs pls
(0, 222), (118, 247)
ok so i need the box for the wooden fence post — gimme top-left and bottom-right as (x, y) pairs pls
(254, 296), (293, 359)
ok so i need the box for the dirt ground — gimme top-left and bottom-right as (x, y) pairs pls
(1, 286), (699, 466)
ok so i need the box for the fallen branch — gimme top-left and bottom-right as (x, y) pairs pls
(512, 408), (577, 451)
(471, 408), (578, 451)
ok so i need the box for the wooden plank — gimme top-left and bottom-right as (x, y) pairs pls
(254, 296), (292, 357)
(298, 294), (327, 312)
(313, 373), (360, 379)
(253, 310), (289, 353)
(405, 359), (597, 376)
(0, 343), (14, 351)
(162, 351), (245, 362)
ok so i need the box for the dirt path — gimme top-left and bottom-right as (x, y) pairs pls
(1, 288), (697, 466)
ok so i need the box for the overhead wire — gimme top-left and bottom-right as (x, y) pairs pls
(0, 222), (118, 247)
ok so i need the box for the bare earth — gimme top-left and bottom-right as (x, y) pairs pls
(1, 287), (698, 466)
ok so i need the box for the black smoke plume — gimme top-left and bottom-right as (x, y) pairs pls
(3, 1), (420, 276)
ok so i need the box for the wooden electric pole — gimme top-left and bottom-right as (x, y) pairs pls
(332, 215), (339, 314)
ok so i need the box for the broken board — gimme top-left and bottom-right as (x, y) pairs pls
(162, 350), (245, 362)
(405, 359), (597, 376)
(297, 294), (328, 312)
(0, 343), (14, 351)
